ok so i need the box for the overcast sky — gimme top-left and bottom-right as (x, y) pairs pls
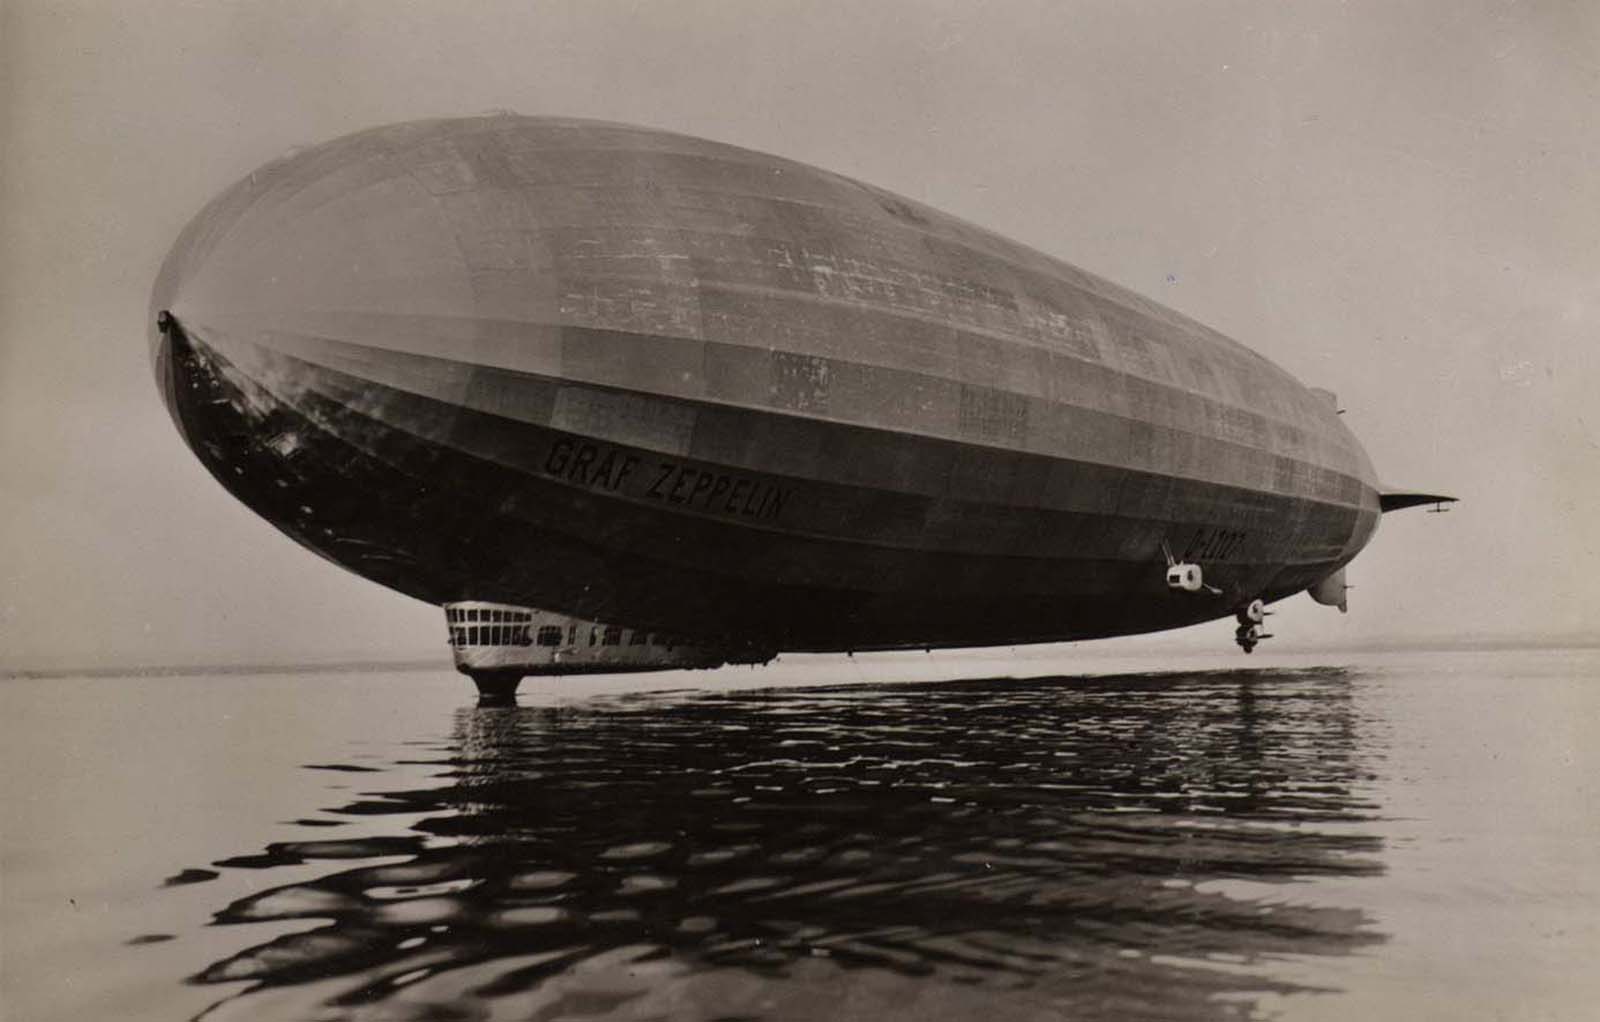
(1, 0), (1596, 671)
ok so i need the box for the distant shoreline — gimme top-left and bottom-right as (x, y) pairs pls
(4, 635), (1597, 681)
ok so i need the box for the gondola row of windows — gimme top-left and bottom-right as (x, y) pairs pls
(446, 607), (533, 624)
(450, 623), (683, 649)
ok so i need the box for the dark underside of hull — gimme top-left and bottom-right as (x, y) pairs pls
(159, 322), (1366, 651)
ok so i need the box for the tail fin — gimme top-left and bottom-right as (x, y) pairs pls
(1379, 490), (1457, 513)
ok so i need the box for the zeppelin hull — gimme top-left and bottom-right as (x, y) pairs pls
(152, 116), (1382, 651)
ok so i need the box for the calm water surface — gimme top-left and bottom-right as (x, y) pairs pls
(3, 648), (1598, 1021)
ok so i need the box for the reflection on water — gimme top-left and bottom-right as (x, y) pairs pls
(184, 668), (1386, 1021)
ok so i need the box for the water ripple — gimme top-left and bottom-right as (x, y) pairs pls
(186, 667), (1387, 1021)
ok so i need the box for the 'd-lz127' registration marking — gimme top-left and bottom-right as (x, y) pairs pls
(542, 439), (791, 521)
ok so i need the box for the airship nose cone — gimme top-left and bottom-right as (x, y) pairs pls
(144, 119), (506, 434)
(151, 310), (179, 426)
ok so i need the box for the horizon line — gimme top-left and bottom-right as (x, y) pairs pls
(5, 632), (1599, 681)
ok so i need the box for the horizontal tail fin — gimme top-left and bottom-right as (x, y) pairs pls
(1379, 491), (1457, 513)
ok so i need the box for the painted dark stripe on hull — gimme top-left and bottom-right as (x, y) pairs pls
(210, 324), (1373, 569)
(201, 320), (1377, 521)
(198, 309), (1371, 501)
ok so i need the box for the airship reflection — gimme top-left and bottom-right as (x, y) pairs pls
(188, 669), (1387, 1021)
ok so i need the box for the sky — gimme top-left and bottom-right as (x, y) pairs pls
(1, 0), (1596, 671)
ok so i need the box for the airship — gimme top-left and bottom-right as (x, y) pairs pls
(150, 115), (1451, 700)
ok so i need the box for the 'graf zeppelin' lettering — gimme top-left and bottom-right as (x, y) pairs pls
(543, 439), (790, 521)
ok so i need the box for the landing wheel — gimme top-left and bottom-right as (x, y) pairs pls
(469, 671), (523, 705)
